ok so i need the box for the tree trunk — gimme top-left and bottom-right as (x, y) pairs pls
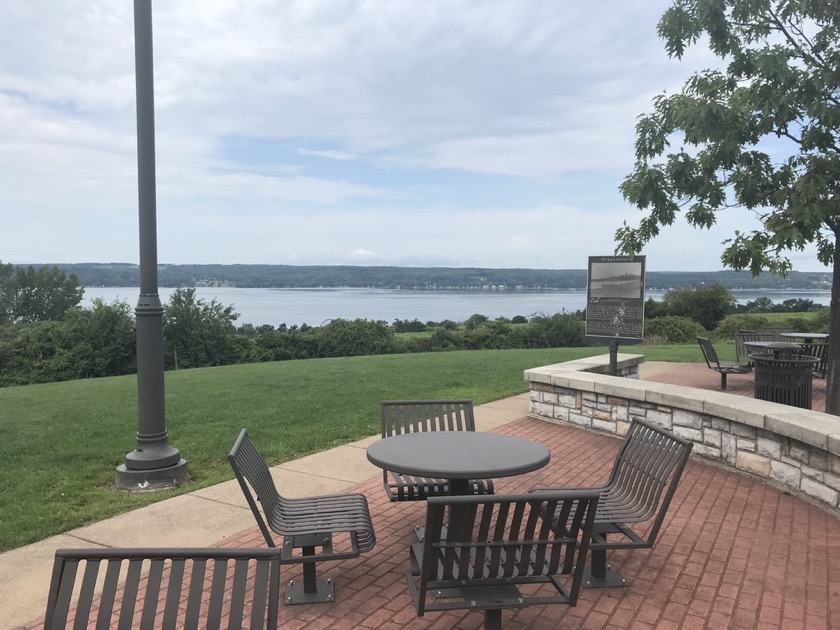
(825, 231), (840, 416)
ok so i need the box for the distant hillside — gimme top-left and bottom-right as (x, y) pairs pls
(46, 263), (833, 292)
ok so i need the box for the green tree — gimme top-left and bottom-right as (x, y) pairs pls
(0, 261), (83, 324)
(62, 300), (136, 378)
(616, 1), (840, 414)
(661, 283), (736, 330)
(163, 288), (244, 369)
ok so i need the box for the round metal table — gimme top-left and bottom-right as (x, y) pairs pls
(366, 432), (550, 495)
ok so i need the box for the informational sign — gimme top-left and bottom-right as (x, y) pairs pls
(585, 255), (646, 342)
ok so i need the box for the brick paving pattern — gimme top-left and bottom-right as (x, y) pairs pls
(32, 364), (837, 629)
(228, 415), (840, 629)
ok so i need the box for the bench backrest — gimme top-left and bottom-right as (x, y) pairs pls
(697, 336), (721, 368)
(229, 428), (281, 548)
(600, 419), (693, 545)
(381, 400), (475, 437)
(415, 491), (598, 613)
(734, 331), (774, 364)
(44, 547), (282, 630)
(759, 326), (794, 341)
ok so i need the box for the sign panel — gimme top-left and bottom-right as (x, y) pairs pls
(585, 255), (646, 341)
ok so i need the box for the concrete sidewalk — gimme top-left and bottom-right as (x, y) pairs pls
(2, 394), (530, 629)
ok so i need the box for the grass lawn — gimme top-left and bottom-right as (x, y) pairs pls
(0, 344), (700, 552)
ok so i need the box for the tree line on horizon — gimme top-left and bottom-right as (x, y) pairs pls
(28, 262), (835, 292)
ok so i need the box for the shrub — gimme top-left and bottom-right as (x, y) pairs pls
(524, 313), (588, 348)
(464, 313), (490, 330)
(713, 314), (771, 339)
(644, 316), (706, 344)
(315, 318), (398, 357)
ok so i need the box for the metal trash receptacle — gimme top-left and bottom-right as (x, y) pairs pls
(750, 353), (819, 409)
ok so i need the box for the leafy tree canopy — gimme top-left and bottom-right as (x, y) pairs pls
(0, 261), (83, 324)
(618, 0), (839, 274)
(617, 0), (840, 413)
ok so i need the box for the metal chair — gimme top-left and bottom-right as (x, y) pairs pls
(531, 418), (693, 588)
(407, 490), (599, 630)
(379, 400), (494, 501)
(44, 547), (283, 630)
(229, 428), (375, 604)
(698, 336), (751, 389)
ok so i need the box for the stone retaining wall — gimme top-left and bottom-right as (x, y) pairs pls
(525, 354), (840, 514)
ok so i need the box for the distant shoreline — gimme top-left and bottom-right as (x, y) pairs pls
(46, 263), (833, 292)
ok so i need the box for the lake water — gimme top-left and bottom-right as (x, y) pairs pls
(81, 287), (832, 327)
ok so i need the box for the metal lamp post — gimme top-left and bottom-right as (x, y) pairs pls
(116, 0), (188, 490)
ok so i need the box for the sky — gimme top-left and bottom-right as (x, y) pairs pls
(0, 1), (827, 273)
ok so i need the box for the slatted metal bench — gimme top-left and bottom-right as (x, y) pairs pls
(734, 331), (775, 367)
(532, 418), (693, 588)
(43, 547), (283, 630)
(406, 490), (599, 630)
(380, 400), (494, 501)
(229, 428), (376, 605)
(698, 336), (751, 389)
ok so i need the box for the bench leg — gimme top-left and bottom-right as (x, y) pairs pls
(484, 609), (502, 630)
(285, 545), (336, 604)
(720, 372), (728, 390)
(583, 546), (627, 589)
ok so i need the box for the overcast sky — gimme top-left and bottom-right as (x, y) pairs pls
(0, 1), (826, 273)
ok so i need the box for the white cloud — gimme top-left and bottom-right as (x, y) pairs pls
(0, 0), (826, 273)
(297, 148), (357, 161)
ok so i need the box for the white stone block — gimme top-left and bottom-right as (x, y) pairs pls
(673, 409), (703, 429)
(769, 461), (801, 487)
(703, 429), (722, 448)
(722, 433), (737, 465)
(612, 405), (628, 423)
(592, 419), (617, 433)
(801, 464), (824, 481)
(789, 444), (810, 464)
(756, 436), (782, 459)
(737, 438), (756, 452)
(674, 426), (702, 442)
(691, 443), (721, 460)
(646, 409), (673, 430)
(568, 413), (592, 428)
(800, 477), (839, 506)
(822, 472), (840, 492)
(531, 402), (554, 419)
(558, 393), (577, 408)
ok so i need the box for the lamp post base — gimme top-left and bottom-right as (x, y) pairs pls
(116, 459), (189, 491)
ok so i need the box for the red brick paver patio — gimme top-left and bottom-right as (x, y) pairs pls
(31, 364), (837, 629)
(229, 413), (840, 629)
